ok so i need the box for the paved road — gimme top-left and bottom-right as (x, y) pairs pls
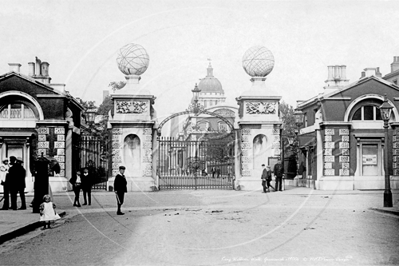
(0, 188), (398, 266)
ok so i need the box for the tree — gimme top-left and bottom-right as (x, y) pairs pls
(78, 99), (96, 109)
(279, 101), (298, 177)
(97, 95), (112, 115)
(109, 81), (126, 92)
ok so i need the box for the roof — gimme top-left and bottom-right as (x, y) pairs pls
(297, 75), (399, 110)
(0, 71), (85, 110)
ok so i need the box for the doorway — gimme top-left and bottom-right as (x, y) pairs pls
(360, 142), (382, 176)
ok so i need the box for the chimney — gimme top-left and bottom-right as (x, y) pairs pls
(360, 71), (366, 79)
(41, 62), (49, 77)
(35, 57), (42, 76)
(324, 65), (349, 94)
(391, 56), (399, 73)
(8, 63), (21, 73)
(28, 62), (35, 76)
(362, 67), (381, 78)
(376, 67), (382, 77)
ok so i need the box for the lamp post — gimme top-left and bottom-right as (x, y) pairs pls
(379, 95), (393, 207)
(85, 107), (97, 125)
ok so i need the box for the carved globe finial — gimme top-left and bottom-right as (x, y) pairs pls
(242, 46), (275, 77)
(116, 43), (150, 76)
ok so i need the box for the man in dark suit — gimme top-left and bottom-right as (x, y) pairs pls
(273, 161), (284, 192)
(81, 167), (92, 205)
(114, 166), (127, 215)
(15, 158), (26, 210)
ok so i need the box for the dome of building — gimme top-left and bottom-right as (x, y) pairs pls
(198, 62), (224, 93)
(242, 46), (274, 77)
(116, 43), (149, 76)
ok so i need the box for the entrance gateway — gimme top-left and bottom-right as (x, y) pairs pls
(156, 110), (236, 190)
(107, 43), (282, 192)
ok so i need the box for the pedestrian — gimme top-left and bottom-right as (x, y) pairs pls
(39, 194), (60, 230)
(216, 168), (220, 178)
(8, 156), (18, 210)
(14, 158), (27, 210)
(261, 164), (268, 193)
(266, 166), (275, 192)
(0, 159), (9, 210)
(81, 167), (92, 205)
(69, 170), (82, 207)
(298, 162), (306, 187)
(114, 166), (127, 215)
(273, 160), (284, 192)
(211, 166), (216, 178)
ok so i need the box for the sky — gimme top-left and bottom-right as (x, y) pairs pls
(1, 0), (399, 123)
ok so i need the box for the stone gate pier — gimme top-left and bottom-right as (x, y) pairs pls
(235, 46), (282, 191)
(107, 44), (157, 192)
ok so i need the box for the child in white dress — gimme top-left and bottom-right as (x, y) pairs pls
(39, 194), (60, 229)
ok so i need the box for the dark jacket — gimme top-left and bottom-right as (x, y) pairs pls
(69, 173), (82, 187)
(81, 173), (92, 189)
(266, 170), (272, 181)
(8, 163), (26, 190)
(114, 174), (127, 193)
(273, 163), (284, 177)
(261, 169), (267, 180)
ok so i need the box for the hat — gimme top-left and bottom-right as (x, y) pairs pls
(261, 164), (265, 166)
(119, 166), (126, 170)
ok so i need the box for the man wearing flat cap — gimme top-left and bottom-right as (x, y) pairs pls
(114, 166), (127, 215)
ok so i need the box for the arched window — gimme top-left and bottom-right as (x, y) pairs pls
(0, 103), (36, 120)
(349, 99), (393, 121)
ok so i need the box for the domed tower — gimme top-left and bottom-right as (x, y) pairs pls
(197, 61), (226, 108)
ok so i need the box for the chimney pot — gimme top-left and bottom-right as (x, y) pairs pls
(28, 62), (35, 76)
(8, 63), (21, 73)
(35, 57), (42, 76)
(391, 56), (399, 73)
(41, 62), (49, 77)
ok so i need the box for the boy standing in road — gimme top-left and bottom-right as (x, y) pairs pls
(114, 166), (127, 215)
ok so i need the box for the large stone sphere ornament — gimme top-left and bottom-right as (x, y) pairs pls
(242, 46), (275, 77)
(116, 43), (150, 76)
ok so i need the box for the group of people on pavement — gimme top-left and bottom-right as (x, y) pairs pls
(69, 165), (127, 215)
(261, 161), (284, 193)
(0, 156), (26, 210)
(69, 167), (94, 207)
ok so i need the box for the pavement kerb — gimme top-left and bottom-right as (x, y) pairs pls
(0, 211), (66, 245)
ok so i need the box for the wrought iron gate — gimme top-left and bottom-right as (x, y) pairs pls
(158, 134), (235, 190)
(79, 134), (110, 190)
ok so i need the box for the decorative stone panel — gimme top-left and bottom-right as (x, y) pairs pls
(393, 130), (399, 176)
(116, 100), (147, 114)
(246, 101), (277, 114)
(338, 128), (350, 176)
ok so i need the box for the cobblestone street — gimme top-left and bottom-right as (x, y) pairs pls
(0, 187), (398, 265)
